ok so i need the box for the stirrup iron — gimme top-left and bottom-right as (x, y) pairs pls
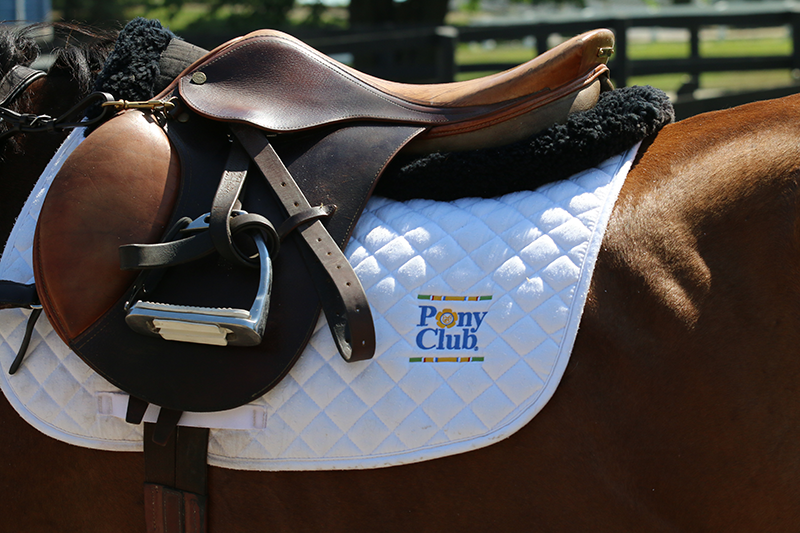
(125, 231), (272, 347)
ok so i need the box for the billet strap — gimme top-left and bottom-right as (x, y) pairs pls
(231, 124), (376, 362)
(144, 423), (209, 533)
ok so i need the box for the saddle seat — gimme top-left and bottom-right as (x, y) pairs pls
(33, 28), (616, 413)
(165, 28), (614, 153)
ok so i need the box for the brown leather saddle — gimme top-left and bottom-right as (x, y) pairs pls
(32, 28), (614, 416)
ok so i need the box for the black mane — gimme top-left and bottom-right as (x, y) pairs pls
(0, 23), (116, 98)
(0, 23), (115, 154)
(0, 25), (39, 73)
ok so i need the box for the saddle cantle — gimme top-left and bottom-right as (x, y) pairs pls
(32, 28), (614, 413)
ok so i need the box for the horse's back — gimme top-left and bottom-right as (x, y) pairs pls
(204, 93), (800, 531)
(568, 91), (800, 530)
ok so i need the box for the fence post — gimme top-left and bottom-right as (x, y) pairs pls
(678, 23), (701, 95)
(435, 26), (459, 82)
(792, 10), (800, 73)
(612, 19), (630, 87)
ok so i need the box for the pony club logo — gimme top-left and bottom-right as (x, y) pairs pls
(413, 294), (492, 360)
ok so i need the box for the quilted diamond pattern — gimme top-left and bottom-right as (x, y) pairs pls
(0, 136), (638, 470)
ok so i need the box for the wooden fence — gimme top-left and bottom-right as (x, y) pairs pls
(454, 5), (800, 88)
(290, 4), (800, 117)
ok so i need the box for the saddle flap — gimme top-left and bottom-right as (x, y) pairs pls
(30, 102), (423, 411)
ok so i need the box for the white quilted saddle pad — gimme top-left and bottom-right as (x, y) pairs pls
(0, 129), (639, 470)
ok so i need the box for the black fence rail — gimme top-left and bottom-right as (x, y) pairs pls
(456, 5), (800, 90)
(282, 4), (800, 117)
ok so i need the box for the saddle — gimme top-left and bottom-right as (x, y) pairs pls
(31, 28), (613, 416)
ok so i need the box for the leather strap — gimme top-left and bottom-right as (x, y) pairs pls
(155, 39), (208, 96)
(126, 396), (150, 424)
(208, 142), (249, 265)
(277, 204), (336, 240)
(8, 307), (41, 375)
(144, 423), (209, 533)
(0, 281), (42, 374)
(144, 484), (206, 533)
(119, 143), (280, 271)
(231, 123), (376, 362)
(0, 65), (44, 107)
(0, 280), (39, 309)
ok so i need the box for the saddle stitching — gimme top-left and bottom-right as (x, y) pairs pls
(417, 65), (609, 139)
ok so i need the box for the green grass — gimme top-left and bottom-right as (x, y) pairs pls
(126, 4), (210, 30)
(456, 35), (798, 94)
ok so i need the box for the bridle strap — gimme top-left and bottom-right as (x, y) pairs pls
(0, 91), (115, 142)
(0, 65), (45, 107)
(0, 64), (118, 142)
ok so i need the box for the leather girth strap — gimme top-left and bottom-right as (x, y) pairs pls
(143, 423), (209, 533)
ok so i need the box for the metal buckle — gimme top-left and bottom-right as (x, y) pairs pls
(125, 226), (272, 347)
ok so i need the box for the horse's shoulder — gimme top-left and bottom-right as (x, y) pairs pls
(592, 94), (800, 328)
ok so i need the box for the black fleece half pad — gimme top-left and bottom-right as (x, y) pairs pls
(93, 17), (206, 102)
(96, 18), (674, 202)
(377, 84), (673, 200)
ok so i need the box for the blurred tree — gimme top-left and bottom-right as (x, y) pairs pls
(134, 0), (295, 37)
(349, 0), (450, 27)
(198, 0), (295, 27)
(52, 0), (132, 26)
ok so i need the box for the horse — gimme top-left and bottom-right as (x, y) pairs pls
(3, 23), (800, 533)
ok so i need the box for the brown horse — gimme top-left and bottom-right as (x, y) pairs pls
(3, 27), (800, 533)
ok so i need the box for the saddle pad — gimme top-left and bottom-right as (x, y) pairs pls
(0, 130), (639, 470)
